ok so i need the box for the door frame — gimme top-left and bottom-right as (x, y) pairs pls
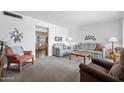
(35, 25), (49, 58)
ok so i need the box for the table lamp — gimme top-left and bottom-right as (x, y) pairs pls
(108, 37), (118, 53)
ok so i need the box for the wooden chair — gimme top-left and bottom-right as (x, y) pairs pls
(5, 46), (34, 72)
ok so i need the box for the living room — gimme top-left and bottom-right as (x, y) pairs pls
(1, 0), (124, 93)
(0, 11), (124, 82)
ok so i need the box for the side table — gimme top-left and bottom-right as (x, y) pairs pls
(113, 52), (120, 62)
(109, 51), (120, 62)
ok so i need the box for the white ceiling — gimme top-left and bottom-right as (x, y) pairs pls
(18, 11), (124, 28)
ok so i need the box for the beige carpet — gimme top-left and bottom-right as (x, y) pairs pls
(2, 56), (84, 82)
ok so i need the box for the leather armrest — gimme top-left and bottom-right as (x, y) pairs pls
(24, 51), (32, 55)
(92, 58), (113, 70)
(79, 63), (121, 82)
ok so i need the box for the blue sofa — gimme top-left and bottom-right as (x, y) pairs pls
(74, 43), (106, 59)
(52, 43), (73, 57)
(52, 43), (106, 59)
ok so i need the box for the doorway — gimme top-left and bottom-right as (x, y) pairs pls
(35, 26), (49, 58)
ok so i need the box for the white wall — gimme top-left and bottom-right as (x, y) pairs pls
(69, 20), (123, 49)
(0, 11), (69, 57)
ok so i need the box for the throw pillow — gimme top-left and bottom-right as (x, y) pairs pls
(11, 46), (24, 56)
(74, 44), (82, 49)
(74, 44), (78, 49)
(63, 45), (69, 50)
(94, 44), (103, 51)
(109, 63), (124, 81)
(78, 44), (82, 49)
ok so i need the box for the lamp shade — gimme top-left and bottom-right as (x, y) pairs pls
(108, 37), (118, 42)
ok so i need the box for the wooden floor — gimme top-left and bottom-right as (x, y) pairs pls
(36, 49), (47, 58)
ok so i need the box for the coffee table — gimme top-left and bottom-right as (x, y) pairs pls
(69, 51), (90, 64)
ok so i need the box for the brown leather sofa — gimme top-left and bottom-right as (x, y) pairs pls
(79, 49), (124, 82)
(80, 59), (120, 82)
(5, 47), (34, 72)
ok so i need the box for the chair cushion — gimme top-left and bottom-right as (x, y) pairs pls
(88, 63), (109, 73)
(10, 46), (24, 56)
(109, 63), (124, 81)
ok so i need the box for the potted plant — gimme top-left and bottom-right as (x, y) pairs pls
(0, 40), (8, 55)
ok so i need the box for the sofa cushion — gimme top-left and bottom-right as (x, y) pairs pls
(63, 44), (70, 50)
(82, 43), (87, 50)
(109, 63), (124, 81)
(87, 43), (96, 50)
(74, 44), (82, 50)
(88, 63), (109, 73)
(80, 43), (98, 50)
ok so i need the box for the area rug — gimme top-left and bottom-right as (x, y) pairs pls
(2, 56), (82, 82)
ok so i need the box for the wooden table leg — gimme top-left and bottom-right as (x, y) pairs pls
(32, 56), (34, 64)
(69, 54), (71, 60)
(18, 63), (22, 72)
(88, 55), (90, 60)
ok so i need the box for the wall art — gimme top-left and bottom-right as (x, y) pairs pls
(9, 28), (23, 43)
(55, 37), (62, 42)
(84, 35), (96, 41)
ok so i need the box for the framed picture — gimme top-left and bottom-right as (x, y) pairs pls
(55, 37), (62, 42)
